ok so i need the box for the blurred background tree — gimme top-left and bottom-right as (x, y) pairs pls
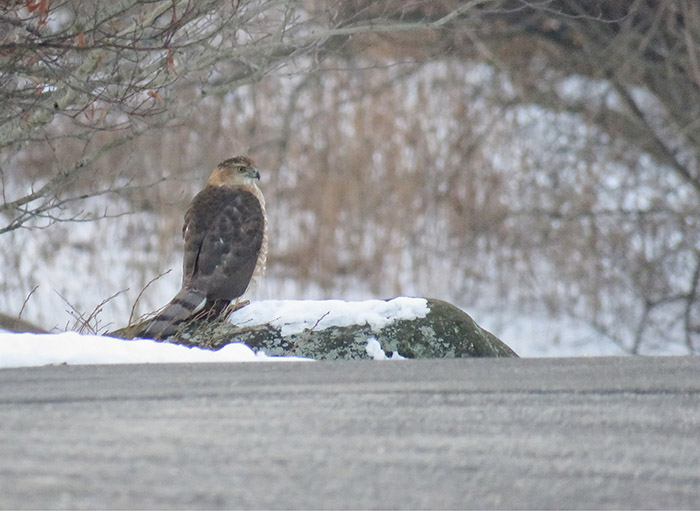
(1, 0), (698, 354)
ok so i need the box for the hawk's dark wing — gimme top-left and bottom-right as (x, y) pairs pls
(182, 185), (265, 300)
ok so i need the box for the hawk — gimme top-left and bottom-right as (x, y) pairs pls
(139, 156), (267, 339)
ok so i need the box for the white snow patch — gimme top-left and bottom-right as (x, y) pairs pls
(475, 309), (630, 357)
(229, 297), (430, 337)
(365, 337), (386, 360)
(0, 331), (310, 369)
(365, 337), (407, 361)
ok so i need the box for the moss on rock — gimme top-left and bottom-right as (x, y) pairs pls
(110, 297), (518, 359)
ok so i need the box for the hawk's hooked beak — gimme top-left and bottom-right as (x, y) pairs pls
(248, 167), (260, 180)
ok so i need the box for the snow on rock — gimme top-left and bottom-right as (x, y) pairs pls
(0, 331), (310, 369)
(229, 297), (430, 336)
(365, 337), (407, 361)
(365, 337), (386, 360)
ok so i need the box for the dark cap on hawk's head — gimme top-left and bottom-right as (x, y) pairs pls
(208, 156), (260, 187)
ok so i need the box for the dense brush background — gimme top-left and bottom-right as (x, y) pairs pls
(1, 1), (699, 355)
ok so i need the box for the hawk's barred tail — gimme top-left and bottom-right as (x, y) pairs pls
(139, 288), (207, 340)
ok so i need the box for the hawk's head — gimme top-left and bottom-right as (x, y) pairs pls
(208, 156), (260, 187)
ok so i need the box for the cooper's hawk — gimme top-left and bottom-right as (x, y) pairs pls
(139, 156), (267, 339)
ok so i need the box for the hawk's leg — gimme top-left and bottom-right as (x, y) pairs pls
(187, 299), (250, 324)
(189, 299), (229, 322)
(223, 298), (250, 319)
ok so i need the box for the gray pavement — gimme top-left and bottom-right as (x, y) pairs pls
(1, 356), (699, 509)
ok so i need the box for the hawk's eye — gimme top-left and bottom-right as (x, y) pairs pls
(238, 166), (247, 173)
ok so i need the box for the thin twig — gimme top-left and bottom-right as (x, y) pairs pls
(18, 284), (39, 322)
(82, 289), (128, 334)
(55, 291), (88, 332)
(310, 310), (331, 331)
(129, 268), (173, 326)
(55, 289), (126, 334)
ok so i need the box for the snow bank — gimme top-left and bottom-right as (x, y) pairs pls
(229, 297), (430, 336)
(0, 331), (310, 369)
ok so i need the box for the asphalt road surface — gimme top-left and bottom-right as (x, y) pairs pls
(1, 356), (699, 509)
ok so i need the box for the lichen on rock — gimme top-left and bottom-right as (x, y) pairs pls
(111, 297), (517, 359)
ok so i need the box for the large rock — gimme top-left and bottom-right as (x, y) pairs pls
(111, 297), (518, 359)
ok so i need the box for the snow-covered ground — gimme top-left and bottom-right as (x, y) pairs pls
(477, 310), (631, 358)
(0, 331), (311, 368)
(3, 295), (635, 368)
(4, 294), (676, 369)
(0, 330), (417, 368)
(0, 298), (431, 368)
